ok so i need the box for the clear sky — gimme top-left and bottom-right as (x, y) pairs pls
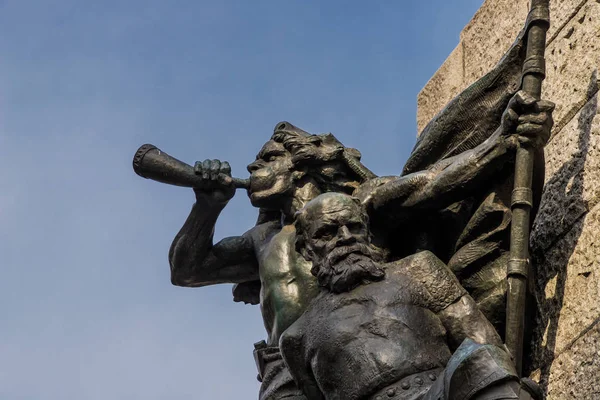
(1, 1), (484, 398)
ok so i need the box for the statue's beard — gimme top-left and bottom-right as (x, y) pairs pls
(312, 242), (385, 293)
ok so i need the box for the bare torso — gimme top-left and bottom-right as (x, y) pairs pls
(255, 223), (320, 345)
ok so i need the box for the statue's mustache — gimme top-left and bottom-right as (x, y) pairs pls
(311, 241), (386, 293)
(324, 242), (380, 269)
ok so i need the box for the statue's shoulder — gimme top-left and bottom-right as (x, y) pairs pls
(386, 251), (466, 312)
(385, 250), (442, 273)
(353, 176), (396, 203)
(248, 218), (282, 244)
(383, 251), (441, 285)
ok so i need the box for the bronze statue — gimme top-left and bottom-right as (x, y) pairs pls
(166, 123), (373, 400)
(283, 192), (538, 399)
(132, 1), (553, 398)
(134, 86), (551, 398)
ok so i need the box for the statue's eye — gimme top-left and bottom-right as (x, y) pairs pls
(348, 222), (363, 234)
(314, 226), (336, 241)
(268, 155), (277, 162)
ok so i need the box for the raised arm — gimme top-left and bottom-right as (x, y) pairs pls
(168, 159), (268, 287)
(169, 200), (262, 287)
(359, 91), (554, 214)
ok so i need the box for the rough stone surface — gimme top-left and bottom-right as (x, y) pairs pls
(531, 89), (599, 253)
(542, 1), (600, 137)
(535, 318), (600, 398)
(460, 0), (529, 86)
(459, 0), (589, 86)
(531, 202), (600, 371)
(416, 44), (464, 133)
(547, 0), (589, 43)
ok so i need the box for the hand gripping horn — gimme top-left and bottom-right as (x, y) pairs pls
(132, 144), (250, 189)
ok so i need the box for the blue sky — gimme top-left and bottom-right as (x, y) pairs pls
(0, 1), (484, 398)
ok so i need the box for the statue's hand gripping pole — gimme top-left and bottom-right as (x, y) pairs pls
(505, 0), (550, 377)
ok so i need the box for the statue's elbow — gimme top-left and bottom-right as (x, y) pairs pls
(169, 261), (187, 286)
(169, 257), (210, 287)
(170, 268), (204, 287)
(169, 240), (192, 286)
(169, 253), (193, 287)
(170, 270), (185, 287)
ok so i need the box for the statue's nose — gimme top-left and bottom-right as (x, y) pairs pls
(337, 226), (355, 244)
(247, 160), (261, 174)
(273, 121), (311, 137)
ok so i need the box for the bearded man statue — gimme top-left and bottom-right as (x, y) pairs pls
(281, 192), (541, 400)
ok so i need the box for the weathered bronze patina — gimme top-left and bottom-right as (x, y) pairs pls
(284, 192), (538, 399)
(133, 2), (554, 398)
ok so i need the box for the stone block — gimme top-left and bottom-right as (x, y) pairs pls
(531, 89), (600, 252)
(543, 1), (600, 136)
(531, 202), (600, 371)
(547, 0), (588, 43)
(460, 0), (588, 86)
(416, 44), (465, 134)
(460, 0), (529, 85)
(533, 319), (600, 399)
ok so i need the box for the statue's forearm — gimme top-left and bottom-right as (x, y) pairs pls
(374, 130), (513, 211)
(169, 199), (224, 283)
(438, 294), (504, 351)
(414, 130), (512, 206)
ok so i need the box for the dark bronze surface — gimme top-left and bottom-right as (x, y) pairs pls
(283, 193), (537, 400)
(132, 5), (555, 398)
(133, 143), (250, 189)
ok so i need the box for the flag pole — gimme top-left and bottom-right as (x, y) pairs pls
(505, 0), (551, 377)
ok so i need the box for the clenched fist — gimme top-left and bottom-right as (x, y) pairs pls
(501, 90), (555, 149)
(193, 159), (235, 204)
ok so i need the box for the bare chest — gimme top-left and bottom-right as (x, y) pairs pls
(256, 224), (319, 343)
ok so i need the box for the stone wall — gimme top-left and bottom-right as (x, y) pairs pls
(417, 0), (600, 398)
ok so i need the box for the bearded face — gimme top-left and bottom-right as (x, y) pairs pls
(296, 193), (385, 293)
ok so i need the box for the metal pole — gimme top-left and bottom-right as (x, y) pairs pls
(505, 0), (550, 377)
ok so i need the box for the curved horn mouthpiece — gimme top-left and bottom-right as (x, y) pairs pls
(132, 144), (250, 189)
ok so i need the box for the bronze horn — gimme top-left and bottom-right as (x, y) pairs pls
(132, 144), (250, 189)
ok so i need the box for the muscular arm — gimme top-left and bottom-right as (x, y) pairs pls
(364, 92), (553, 215)
(412, 251), (504, 350)
(365, 128), (515, 213)
(169, 197), (269, 287)
(438, 294), (504, 351)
